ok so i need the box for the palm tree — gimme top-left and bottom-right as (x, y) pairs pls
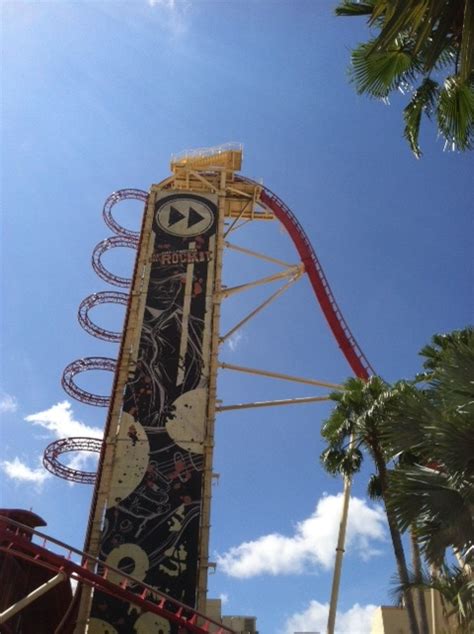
(369, 469), (430, 634)
(321, 376), (421, 634)
(382, 328), (474, 567)
(409, 527), (431, 634)
(335, 0), (474, 157)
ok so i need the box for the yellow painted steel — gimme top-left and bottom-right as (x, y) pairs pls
(167, 145), (273, 221)
(171, 143), (243, 171)
(77, 145), (337, 631)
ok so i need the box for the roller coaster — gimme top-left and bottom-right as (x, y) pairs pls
(1, 145), (371, 633)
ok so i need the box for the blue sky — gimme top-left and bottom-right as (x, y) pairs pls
(0, 1), (472, 632)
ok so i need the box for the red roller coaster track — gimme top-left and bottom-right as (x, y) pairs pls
(255, 181), (374, 379)
(43, 437), (103, 484)
(78, 291), (129, 342)
(92, 235), (138, 288)
(0, 516), (236, 634)
(102, 188), (146, 239)
(61, 356), (116, 407)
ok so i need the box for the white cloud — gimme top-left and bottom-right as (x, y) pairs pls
(65, 451), (98, 472)
(1, 457), (50, 486)
(147, 0), (190, 37)
(25, 401), (103, 439)
(62, 450), (99, 488)
(217, 494), (386, 578)
(226, 330), (245, 352)
(0, 392), (18, 413)
(219, 593), (229, 605)
(283, 600), (377, 634)
(0, 401), (102, 489)
(148, 0), (175, 7)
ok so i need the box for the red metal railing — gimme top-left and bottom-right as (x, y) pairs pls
(0, 516), (236, 634)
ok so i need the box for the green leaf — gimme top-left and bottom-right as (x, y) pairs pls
(437, 75), (474, 151)
(420, 0), (462, 74)
(369, 0), (431, 50)
(335, 0), (473, 156)
(387, 466), (474, 565)
(335, 1), (376, 17)
(351, 41), (416, 98)
(459, 0), (474, 82)
(368, 472), (383, 499)
(403, 77), (439, 157)
(321, 447), (347, 475)
(420, 328), (474, 372)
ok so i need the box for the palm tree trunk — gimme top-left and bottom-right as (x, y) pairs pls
(327, 470), (353, 634)
(373, 447), (420, 634)
(410, 528), (430, 634)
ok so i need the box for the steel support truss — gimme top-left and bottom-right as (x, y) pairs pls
(216, 239), (339, 412)
(0, 571), (66, 625)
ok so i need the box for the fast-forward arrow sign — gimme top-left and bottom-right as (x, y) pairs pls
(155, 198), (215, 237)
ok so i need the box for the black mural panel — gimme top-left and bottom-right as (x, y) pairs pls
(89, 192), (218, 634)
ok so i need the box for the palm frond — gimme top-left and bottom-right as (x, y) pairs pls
(420, 328), (474, 372)
(321, 408), (353, 443)
(430, 333), (474, 414)
(320, 446), (363, 477)
(392, 564), (474, 631)
(367, 0), (463, 73)
(433, 43), (457, 71)
(403, 77), (439, 157)
(459, 0), (474, 81)
(367, 472), (383, 499)
(427, 414), (474, 481)
(320, 446), (347, 475)
(388, 466), (474, 565)
(420, 0), (464, 73)
(334, 0), (473, 156)
(437, 75), (474, 151)
(369, 0), (431, 50)
(351, 40), (417, 98)
(335, 1), (376, 17)
(380, 384), (433, 458)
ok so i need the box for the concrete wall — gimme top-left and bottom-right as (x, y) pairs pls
(371, 591), (454, 634)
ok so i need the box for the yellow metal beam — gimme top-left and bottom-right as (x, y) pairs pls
(217, 395), (332, 412)
(220, 274), (301, 344)
(218, 362), (342, 390)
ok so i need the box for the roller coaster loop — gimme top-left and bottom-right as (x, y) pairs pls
(61, 357), (116, 407)
(43, 437), (103, 485)
(91, 236), (138, 288)
(102, 188), (147, 239)
(78, 291), (129, 342)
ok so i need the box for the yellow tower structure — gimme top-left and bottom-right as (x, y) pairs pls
(76, 144), (276, 633)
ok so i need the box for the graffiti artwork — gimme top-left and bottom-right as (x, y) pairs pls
(89, 192), (218, 633)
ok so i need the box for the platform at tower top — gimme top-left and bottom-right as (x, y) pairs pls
(171, 142), (243, 171)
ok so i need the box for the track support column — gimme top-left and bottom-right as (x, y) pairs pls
(196, 171), (227, 612)
(0, 572), (66, 625)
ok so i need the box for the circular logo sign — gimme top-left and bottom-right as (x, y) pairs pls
(155, 198), (214, 237)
